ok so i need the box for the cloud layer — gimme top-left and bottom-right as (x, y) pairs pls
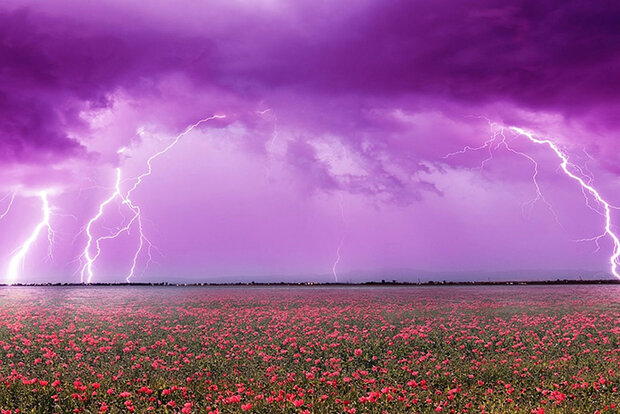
(0, 0), (618, 282)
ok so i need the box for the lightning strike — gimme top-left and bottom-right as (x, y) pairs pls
(80, 115), (225, 283)
(331, 193), (346, 282)
(509, 127), (620, 279)
(448, 121), (619, 279)
(6, 192), (53, 285)
(78, 165), (154, 284)
(79, 168), (123, 283)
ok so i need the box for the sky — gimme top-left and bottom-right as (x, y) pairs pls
(0, 0), (618, 283)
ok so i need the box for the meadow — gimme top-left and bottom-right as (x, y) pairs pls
(0, 285), (617, 413)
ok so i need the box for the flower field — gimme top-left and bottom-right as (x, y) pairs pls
(0, 285), (617, 413)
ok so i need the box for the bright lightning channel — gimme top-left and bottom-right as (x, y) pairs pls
(79, 168), (123, 283)
(509, 127), (620, 279)
(80, 114), (225, 283)
(6, 192), (53, 285)
(447, 122), (619, 279)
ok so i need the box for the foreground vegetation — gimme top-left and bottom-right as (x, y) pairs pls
(0, 286), (617, 413)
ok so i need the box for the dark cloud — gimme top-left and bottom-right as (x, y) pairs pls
(0, 0), (617, 181)
(0, 9), (217, 163)
(229, 0), (619, 113)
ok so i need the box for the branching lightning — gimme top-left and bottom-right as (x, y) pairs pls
(509, 127), (620, 279)
(79, 168), (123, 283)
(447, 120), (620, 279)
(445, 120), (558, 221)
(6, 192), (54, 285)
(79, 115), (225, 283)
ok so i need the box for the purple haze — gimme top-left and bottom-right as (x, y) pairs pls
(0, 0), (618, 283)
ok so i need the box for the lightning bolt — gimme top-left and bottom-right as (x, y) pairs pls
(6, 192), (53, 285)
(79, 168), (123, 283)
(79, 114), (225, 283)
(331, 193), (346, 283)
(447, 121), (620, 279)
(509, 127), (620, 279)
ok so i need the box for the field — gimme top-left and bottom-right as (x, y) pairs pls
(0, 286), (617, 413)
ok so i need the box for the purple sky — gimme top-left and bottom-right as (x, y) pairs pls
(1, 0), (619, 283)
